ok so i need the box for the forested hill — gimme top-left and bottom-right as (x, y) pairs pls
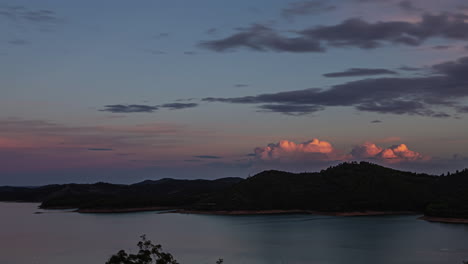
(198, 162), (468, 218)
(1, 162), (467, 219)
(0, 177), (243, 210)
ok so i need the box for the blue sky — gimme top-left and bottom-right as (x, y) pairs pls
(1, 0), (468, 185)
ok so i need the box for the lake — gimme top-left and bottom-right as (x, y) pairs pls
(1, 202), (467, 264)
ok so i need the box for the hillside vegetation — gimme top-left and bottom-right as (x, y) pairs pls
(1, 162), (468, 219)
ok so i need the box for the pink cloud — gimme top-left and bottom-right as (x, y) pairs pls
(254, 139), (341, 163)
(253, 139), (429, 165)
(350, 142), (383, 159)
(351, 142), (428, 163)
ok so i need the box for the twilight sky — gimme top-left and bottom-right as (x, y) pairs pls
(1, 0), (468, 185)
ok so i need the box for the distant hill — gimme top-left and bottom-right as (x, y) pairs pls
(197, 162), (438, 213)
(1, 162), (468, 219)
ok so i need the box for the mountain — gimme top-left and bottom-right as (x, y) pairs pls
(40, 177), (243, 210)
(1, 162), (468, 220)
(195, 162), (438, 212)
(0, 185), (64, 202)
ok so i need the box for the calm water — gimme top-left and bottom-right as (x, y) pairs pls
(1, 203), (468, 264)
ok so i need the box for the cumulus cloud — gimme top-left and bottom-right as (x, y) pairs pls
(251, 139), (428, 167)
(323, 68), (398, 78)
(253, 139), (339, 162)
(200, 13), (468, 53)
(350, 142), (384, 159)
(351, 142), (426, 162)
(203, 56), (468, 117)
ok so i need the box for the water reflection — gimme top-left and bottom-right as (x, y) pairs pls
(0, 203), (467, 264)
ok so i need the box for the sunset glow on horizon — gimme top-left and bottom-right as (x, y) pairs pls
(2, 0), (468, 185)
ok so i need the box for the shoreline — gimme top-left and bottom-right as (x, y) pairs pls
(36, 206), (468, 224)
(40, 205), (420, 216)
(418, 216), (468, 224)
(76, 206), (176, 213)
(168, 209), (421, 216)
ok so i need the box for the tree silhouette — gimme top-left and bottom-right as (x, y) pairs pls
(106, 235), (224, 264)
(106, 235), (178, 264)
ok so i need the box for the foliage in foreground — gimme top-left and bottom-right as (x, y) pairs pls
(106, 235), (223, 264)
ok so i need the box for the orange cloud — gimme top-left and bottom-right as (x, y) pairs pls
(350, 142), (383, 158)
(253, 139), (429, 165)
(254, 139), (339, 162)
(351, 142), (428, 163)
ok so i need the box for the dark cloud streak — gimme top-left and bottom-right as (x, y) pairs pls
(0, 6), (60, 24)
(201, 13), (468, 53)
(88, 148), (113, 151)
(323, 68), (398, 77)
(203, 56), (468, 117)
(100, 105), (159, 113)
(160, 103), (199, 110)
(193, 155), (222, 159)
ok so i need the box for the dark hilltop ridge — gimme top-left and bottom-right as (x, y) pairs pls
(1, 162), (468, 222)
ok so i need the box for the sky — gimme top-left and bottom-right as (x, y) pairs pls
(1, 0), (468, 185)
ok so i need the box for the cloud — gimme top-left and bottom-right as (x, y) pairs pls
(0, 118), (208, 173)
(458, 106), (468, 113)
(432, 45), (452, 50)
(87, 148), (113, 151)
(351, 142), (426, 162)
(398, 66), (423, 71)
(257, 104), (324, 115)
(154, 32), (170, 39)
(200, 24), (324, 53)
(0, 6), (60, 24)
(281, 1), (337, 20)
(160, 103), (198, 110)
(323, 68), (398, 77)
(203, 56), (468, 117)
(398, 0), (422, 12)
(234, 84), (249, 88)
(206, 28), (218, 35)
(193, 155), (222, 159)
(253, 139), (339, 163)
(249, 138), (431, 174)
(350, 142), (384, 159)
(100, 104), (159, 113)
(251, 139), (427, 167)
(200, 13), (468, 53)
(371, 120), (382, 123)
